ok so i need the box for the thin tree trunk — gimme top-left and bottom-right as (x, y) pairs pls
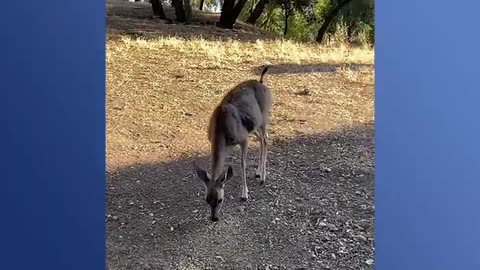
(199, 0), (205, 10)
(151, 0), (166, 19)
(231, 0), (248, 23)
(218, 0), (248, 28)
(184, 0), (192, 22)
(151, 0), (158, 15)
(246, 0), (269, 24)
(316, 0), (353, 43)
(175, 0), (186, 22)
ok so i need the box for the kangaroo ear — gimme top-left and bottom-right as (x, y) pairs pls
(221, 166), (234, 183)
(193, 162), (209, 185)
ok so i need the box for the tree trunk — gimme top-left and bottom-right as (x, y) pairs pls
(175, 0), (186, 22)
(151, 0), (166, 19)
(184, 0), (192, 22)
(218, 0), (248, 29)
(231, 0), (248, 22)
(151, 0), (158, 14)
(316, 0), (353, 43)
(246, 0), (269, 24)
(219, 0), (235, 28)
(199, 0), (205, 10)
(283, 10), (288, 36)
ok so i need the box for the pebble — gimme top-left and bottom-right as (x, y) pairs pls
(328, 224), (338, 231)
(170, 226), (174, 231)
(193, 209), (199, 213)
(357, 235), (368, 242)
(365, 259), (374, 265)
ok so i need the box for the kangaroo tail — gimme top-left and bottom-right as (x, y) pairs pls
(259, 66), (269, 83)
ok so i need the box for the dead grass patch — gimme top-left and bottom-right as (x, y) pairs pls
(106, 35), (374, 168)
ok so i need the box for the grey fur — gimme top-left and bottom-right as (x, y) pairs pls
(195, 67), (272, 221)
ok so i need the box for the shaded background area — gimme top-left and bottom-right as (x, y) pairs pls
(106, 0), (278, 41)
(106, 124), (374, 270)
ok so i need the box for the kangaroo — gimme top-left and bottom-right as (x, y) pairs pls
(194, 66), (272, 222)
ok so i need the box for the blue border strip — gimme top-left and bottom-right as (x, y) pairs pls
(376, 0), (480, 269)
(1, 0), (105, 269)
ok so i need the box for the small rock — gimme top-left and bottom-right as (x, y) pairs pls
(295, 197), (302, 202)
(149, 213), (154, 217)
(170, 226), (174, 231)
(275, 217), (280, 221)
(152, 220), (156, 225)
(356, 235), (368, 242)
(331, 253), (336, 259)
(328, 224), (338, 231)
(365, 259), (374, 265)
(318, 221), (328, 227)
(325, 167), (332, 173)
(193, 209), (199, 213)
(112, 216), (119, 220)
(215, 255), (223, 260)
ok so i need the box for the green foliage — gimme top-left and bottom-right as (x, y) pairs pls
(240, 0), (257, 21)
(285, 10), (316, 41)
(196, 0), (374, 45)
(257, 2), (284, 33)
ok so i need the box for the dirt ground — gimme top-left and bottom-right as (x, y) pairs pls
(106, 1), (375, 269)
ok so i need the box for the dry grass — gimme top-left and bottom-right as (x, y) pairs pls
(110, 36), (374, 66)
(106, 34), (374, 169)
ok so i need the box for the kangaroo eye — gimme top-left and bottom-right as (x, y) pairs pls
(218, 199), (223, 203)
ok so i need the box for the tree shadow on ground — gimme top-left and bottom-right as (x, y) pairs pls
(253, 63), (374, 75)
(106, 123), (374, 270)
(106, 0), (279, 42)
